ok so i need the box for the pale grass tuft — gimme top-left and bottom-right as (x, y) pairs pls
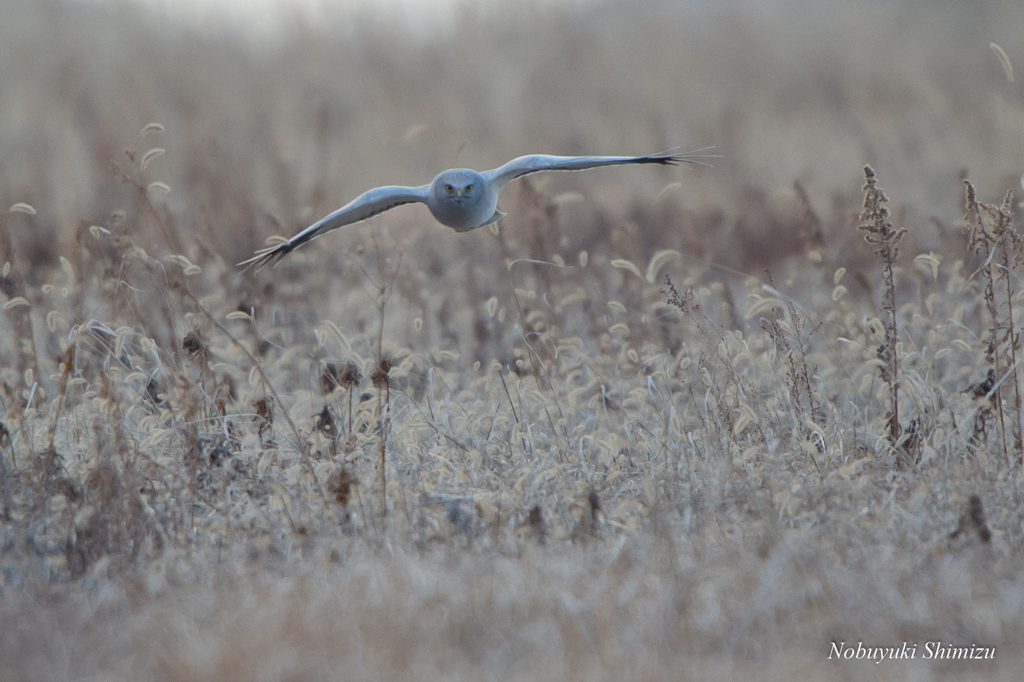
(140, 147), (166, 171)
(610, 258), (643, 280)
(263, 234), (292, 247)
(164, 254), (202, 275)
(913, 252), (941, 280)
(552, 191), (584, 205)
(9, 202), (35, 214)
(991, 42), (1014, 83)
(645, 248), (682, 283)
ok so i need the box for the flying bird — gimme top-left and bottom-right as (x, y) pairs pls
(239, 147), (717, 270)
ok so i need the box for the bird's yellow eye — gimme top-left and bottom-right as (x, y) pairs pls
(465, 185), (473, 193)
(444, 184), (454, 193)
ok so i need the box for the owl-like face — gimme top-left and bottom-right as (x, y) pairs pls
(432, 169), (483, 203)
(443, 180), (474, 197)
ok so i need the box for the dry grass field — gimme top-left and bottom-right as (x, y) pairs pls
(2, 0), (1024, 679)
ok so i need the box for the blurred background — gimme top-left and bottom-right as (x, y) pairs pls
(2, 0), (1022, 261)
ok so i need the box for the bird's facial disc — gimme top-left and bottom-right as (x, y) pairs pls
(443, 183), (474, 198)
(437, 171), (479, 200)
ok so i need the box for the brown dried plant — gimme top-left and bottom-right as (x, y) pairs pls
(314, 404), (338, 458)
(372, 357), (391, 510)
(252, 397), (274, 445)
(338, 361), (361, 442)
(949, 493), (992, 544)
(527, 503), (547, 544)
(963, 181), (1024, 465)
(319, 361), (340, 396)
(328, 466), (358, 527)
(858, 166), (907, 450)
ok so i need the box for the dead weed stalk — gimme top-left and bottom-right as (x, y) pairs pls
(858, 166), (907, 450)
(963, 180), (1024, 465)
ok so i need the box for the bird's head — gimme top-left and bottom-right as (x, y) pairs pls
(432, 169), (483, 204)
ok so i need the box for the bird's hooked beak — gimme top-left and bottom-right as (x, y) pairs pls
(455, 189), (463, 197)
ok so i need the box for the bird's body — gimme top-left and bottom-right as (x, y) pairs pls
(426, 168), (501, 231)
(239, 147), (716, 269)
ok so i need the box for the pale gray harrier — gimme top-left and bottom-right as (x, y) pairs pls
(239, 147), (716, 269)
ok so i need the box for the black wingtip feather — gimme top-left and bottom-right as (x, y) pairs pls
(237, 242), (294, 272)
(651, 146), (722, 168)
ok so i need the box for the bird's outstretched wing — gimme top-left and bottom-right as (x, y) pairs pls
(482, 147), (719, 191)
(238, 184), (430, 270)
